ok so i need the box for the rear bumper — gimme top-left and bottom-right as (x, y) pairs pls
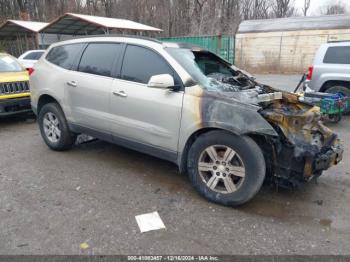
(0, 96), (32, 116)
(304, 80), (319, 92)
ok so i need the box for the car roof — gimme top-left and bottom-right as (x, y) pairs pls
(0, 53), (17, 59)
(25, 49), (46, 52)
(322, 41), (350, 47)
(49, 35), (206, 51)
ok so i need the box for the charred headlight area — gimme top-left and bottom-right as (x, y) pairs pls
(259, 94), (344, 187)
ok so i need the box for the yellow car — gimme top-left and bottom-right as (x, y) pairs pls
(0, 53), (31, 116)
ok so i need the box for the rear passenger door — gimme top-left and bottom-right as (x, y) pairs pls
(66, 42), (122, 133)
(109, 44), (184, 154)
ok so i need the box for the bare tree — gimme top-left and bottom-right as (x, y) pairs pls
(322, 1), (347, 15)
(272, 0), (295, 18)
(0, 0), (298, 37)
(302, 0), (311, 16)
(16, 0), (29, 20)
(241, 0), (274, 21)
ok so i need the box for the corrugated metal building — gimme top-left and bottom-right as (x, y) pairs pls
(236, 14), (350, 73)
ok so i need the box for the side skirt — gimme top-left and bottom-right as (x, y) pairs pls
(69, 123), (179, 164)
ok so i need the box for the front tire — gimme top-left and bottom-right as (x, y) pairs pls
(187, 131), (266, 206)
(38, 103), (76, 151)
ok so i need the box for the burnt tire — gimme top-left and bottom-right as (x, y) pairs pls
(38, 102), (76, 151)
(187, 131), (266, 207)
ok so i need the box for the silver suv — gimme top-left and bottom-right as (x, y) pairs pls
(30, 36), (343, 206)
(305, 41), (350, 96)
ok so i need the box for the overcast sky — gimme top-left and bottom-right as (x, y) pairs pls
(294, 0), (349, 15)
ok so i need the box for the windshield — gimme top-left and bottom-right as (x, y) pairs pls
(166, 47), (248, 91)
(0, 55), (23, 72)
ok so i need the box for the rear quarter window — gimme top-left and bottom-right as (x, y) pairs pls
(323, 46), (350, 64)
(46, 44), (84, 70)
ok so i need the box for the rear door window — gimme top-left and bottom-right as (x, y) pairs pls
(78, 43), (122, 77)
(46, 44), (84, 70)
(121, 45), (180, 85)
(323, 46), (350, 64)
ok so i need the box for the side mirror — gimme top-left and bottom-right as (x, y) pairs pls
(147, 74), (175, 89)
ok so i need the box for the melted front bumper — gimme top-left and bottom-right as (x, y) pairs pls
(313, 143), (343, 173)
(266, 139), (343, 187)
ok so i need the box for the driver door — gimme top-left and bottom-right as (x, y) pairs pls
(109, 44), (184, 154)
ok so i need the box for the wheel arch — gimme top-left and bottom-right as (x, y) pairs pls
(320, 80), (350, 92)
(37, 94), (60, 114)
(179, 127), (274, 175)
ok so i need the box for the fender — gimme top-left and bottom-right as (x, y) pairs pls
(177, 85), (278, 169)
(199, 94), (278, 137)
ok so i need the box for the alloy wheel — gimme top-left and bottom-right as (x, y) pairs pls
(43, 112), (61, 143)
(198, 145), (246, 194)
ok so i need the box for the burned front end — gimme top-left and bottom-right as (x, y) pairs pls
(208, 73), (344, 187)
(259, 89), (343, 186)
(166, 46), (343, 186)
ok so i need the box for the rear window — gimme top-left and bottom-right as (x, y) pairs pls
(323, 46), (350, 64)
(0, 56), (23, 72)
(78, 43), (122, 77)
(46, 44), (84, 70)
(23, 51), (44, 60)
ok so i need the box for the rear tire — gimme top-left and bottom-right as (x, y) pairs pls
(38, 103), (76, 151)
(187, 131), (266, 206)
(326, 85), (350, 97)
(326, 85), (350, 115)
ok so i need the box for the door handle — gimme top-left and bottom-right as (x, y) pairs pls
(67, 81), (77, 87)
(112, 90), (128, 97)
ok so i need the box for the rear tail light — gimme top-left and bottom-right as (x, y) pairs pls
(306, 66), (313, 80)
(27, 68), (34, 76)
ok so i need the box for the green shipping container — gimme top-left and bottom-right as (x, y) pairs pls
(159, 35), (235, 64)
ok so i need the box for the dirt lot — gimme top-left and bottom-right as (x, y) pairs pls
(0, 75), (349, 255)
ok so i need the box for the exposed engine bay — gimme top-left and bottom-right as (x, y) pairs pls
(208, 72), (282, 104)
(208, 71), (343, 187)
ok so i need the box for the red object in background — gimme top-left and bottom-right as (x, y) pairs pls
(27, 68), (34, 76)
(306, 66), (313, 80)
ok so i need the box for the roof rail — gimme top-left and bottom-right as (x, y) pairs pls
(72, 34), (162, 43)
(327, 40), (350, 43)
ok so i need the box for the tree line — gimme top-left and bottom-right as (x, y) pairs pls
(0, 0), (348, 37)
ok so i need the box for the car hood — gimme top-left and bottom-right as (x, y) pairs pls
(0, 71), (29, 83)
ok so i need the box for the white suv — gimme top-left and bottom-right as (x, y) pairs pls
(18, 50), (45, 69)
(305, 41), (350, 97)
(30, 36), (343, 206)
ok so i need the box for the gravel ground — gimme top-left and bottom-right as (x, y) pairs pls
(0, 75), (349, 255)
